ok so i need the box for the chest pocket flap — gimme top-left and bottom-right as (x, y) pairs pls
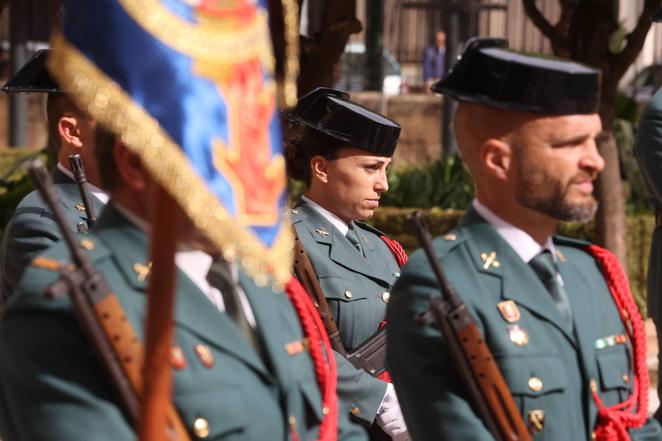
(596, 346), (631, 391)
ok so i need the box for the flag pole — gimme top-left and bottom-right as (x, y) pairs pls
(139, 184), (184, 441)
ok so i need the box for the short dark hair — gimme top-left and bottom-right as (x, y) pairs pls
(94, 124), (122, 191)
(284, 127), (345, 186)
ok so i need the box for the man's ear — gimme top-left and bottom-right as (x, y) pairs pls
(481, 138), (512, 181)
(310, 155), (329, 184)
(114, 142), (147, 191)
(57, 114), (84, 149)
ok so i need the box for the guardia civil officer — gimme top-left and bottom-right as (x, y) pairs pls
(634, 6), (662, 424)
(387, 37), (662, 440)
(0, 49), (106, 303)
(285, 88), (409, 441)
(0, 124), (367, 441)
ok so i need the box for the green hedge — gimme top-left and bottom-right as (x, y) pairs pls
(370, 207), (654, 317)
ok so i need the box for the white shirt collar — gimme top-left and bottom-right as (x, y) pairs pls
(302, 195), (349, 236)
(57, 162), (109, 204)
(472, 199), (556, 263)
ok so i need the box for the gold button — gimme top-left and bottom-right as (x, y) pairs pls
(322, 406), (330, 415)
(528, 376), (543, 392)
(382, 292), (391, 303)
(80, 239), (95, 250)
(344, 290), (353, 299)
(351, 406), (360, 416)
(443, 233), (457, 241)
(288, 415), (297, 431)
(623, 373), (630, 384)
(590, 378), (598, 392)
(193, 417), (210, 438)
(592, 431), (597, 440)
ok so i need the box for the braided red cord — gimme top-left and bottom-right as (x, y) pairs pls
(380, 236), (408, 267)
(585, 245), (649, 441)
(286, 276), (338, 441)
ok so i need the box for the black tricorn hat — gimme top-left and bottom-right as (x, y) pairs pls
(2, 49), (62, 94)
(652, 6), (662, 22)
(432, 37), (600, 114)
(284, 87), (401, 156)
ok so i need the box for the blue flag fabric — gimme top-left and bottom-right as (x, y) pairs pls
(49, 0), (293, 284)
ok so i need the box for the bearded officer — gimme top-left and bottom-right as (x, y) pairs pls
(387, 37), (662, 440)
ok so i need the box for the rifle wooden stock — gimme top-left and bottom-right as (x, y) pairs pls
(68, 154), (97, 227)
(28, 161), (191, 441)
(408, 211), (531, 441)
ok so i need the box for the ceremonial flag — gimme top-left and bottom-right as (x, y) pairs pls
(49, 0), (293, 285)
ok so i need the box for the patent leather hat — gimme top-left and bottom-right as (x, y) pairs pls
(284, 87), (401, 156)
(652, 6), (662, 22)
(432, 37), (601, 114)
(2, 49), (62, 94)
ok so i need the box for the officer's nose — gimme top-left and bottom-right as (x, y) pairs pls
(581, 138), (605, 174)
(375, 169), (389, 193)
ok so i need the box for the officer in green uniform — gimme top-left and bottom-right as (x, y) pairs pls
(0, 49), (106, 303)
(0, 127), (366, 441)
(387, 38), (662, 440)
(634, 7), (662, 424)
(285, 88), (409, 440)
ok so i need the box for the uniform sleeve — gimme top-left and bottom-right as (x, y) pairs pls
(635, 89), (662, 207)
(0, 209), (62, 301)
(334, 350), (388, 424)
(386, 256), (494, 441)
(0, 297), (134, 441)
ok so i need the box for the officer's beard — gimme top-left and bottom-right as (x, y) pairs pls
(514, 160), (598, 224)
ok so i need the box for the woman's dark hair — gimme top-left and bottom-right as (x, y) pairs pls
(284, 126), (346, 186)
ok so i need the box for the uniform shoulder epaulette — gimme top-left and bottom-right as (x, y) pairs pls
(354, 220), (389, 238)
(553, 234), (591, 248)
(288, 206), (306, 225)
(434, 229), (465, 256)
(30, 235), (111, 272)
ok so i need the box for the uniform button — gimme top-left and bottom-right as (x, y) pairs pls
(382, 292), (391, 303)
(344, 290), (353, 299)
(592, 431), (597, 440)
(193, 417), (210, 438)
(623, 373), (630, 384)
(288, 415), (297, 431)
(80, 239), (95, 250)
(351, 406), (361, 416)
(528, 376), (543, 392)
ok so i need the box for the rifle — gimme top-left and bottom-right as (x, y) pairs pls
(68, 153), (97, 227)
(407, 211), (532, 441)
(27, 160), (191, 441)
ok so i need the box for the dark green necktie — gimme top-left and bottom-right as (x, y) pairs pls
(529, 250), (574, 332)
(206, 260), (264, 356)
(346, 222), (365, 257)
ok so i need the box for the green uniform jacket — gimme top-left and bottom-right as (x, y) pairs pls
(386, 207), (662, 441)
(0, 203), (366, 441)
(291, 199), (400, 424)
(634, 88), (662, 421)
(0, 167), (103, 302)
(635, 88), (662, 325)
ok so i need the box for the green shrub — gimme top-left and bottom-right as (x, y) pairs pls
(381, 155), (474, 209)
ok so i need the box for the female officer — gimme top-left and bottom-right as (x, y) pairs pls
(284, 88), (409, 441)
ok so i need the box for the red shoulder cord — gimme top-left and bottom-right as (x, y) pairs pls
(585, 245), (649, 441)
(377, 236), (409, 383)
(285, 276), (339, 441)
